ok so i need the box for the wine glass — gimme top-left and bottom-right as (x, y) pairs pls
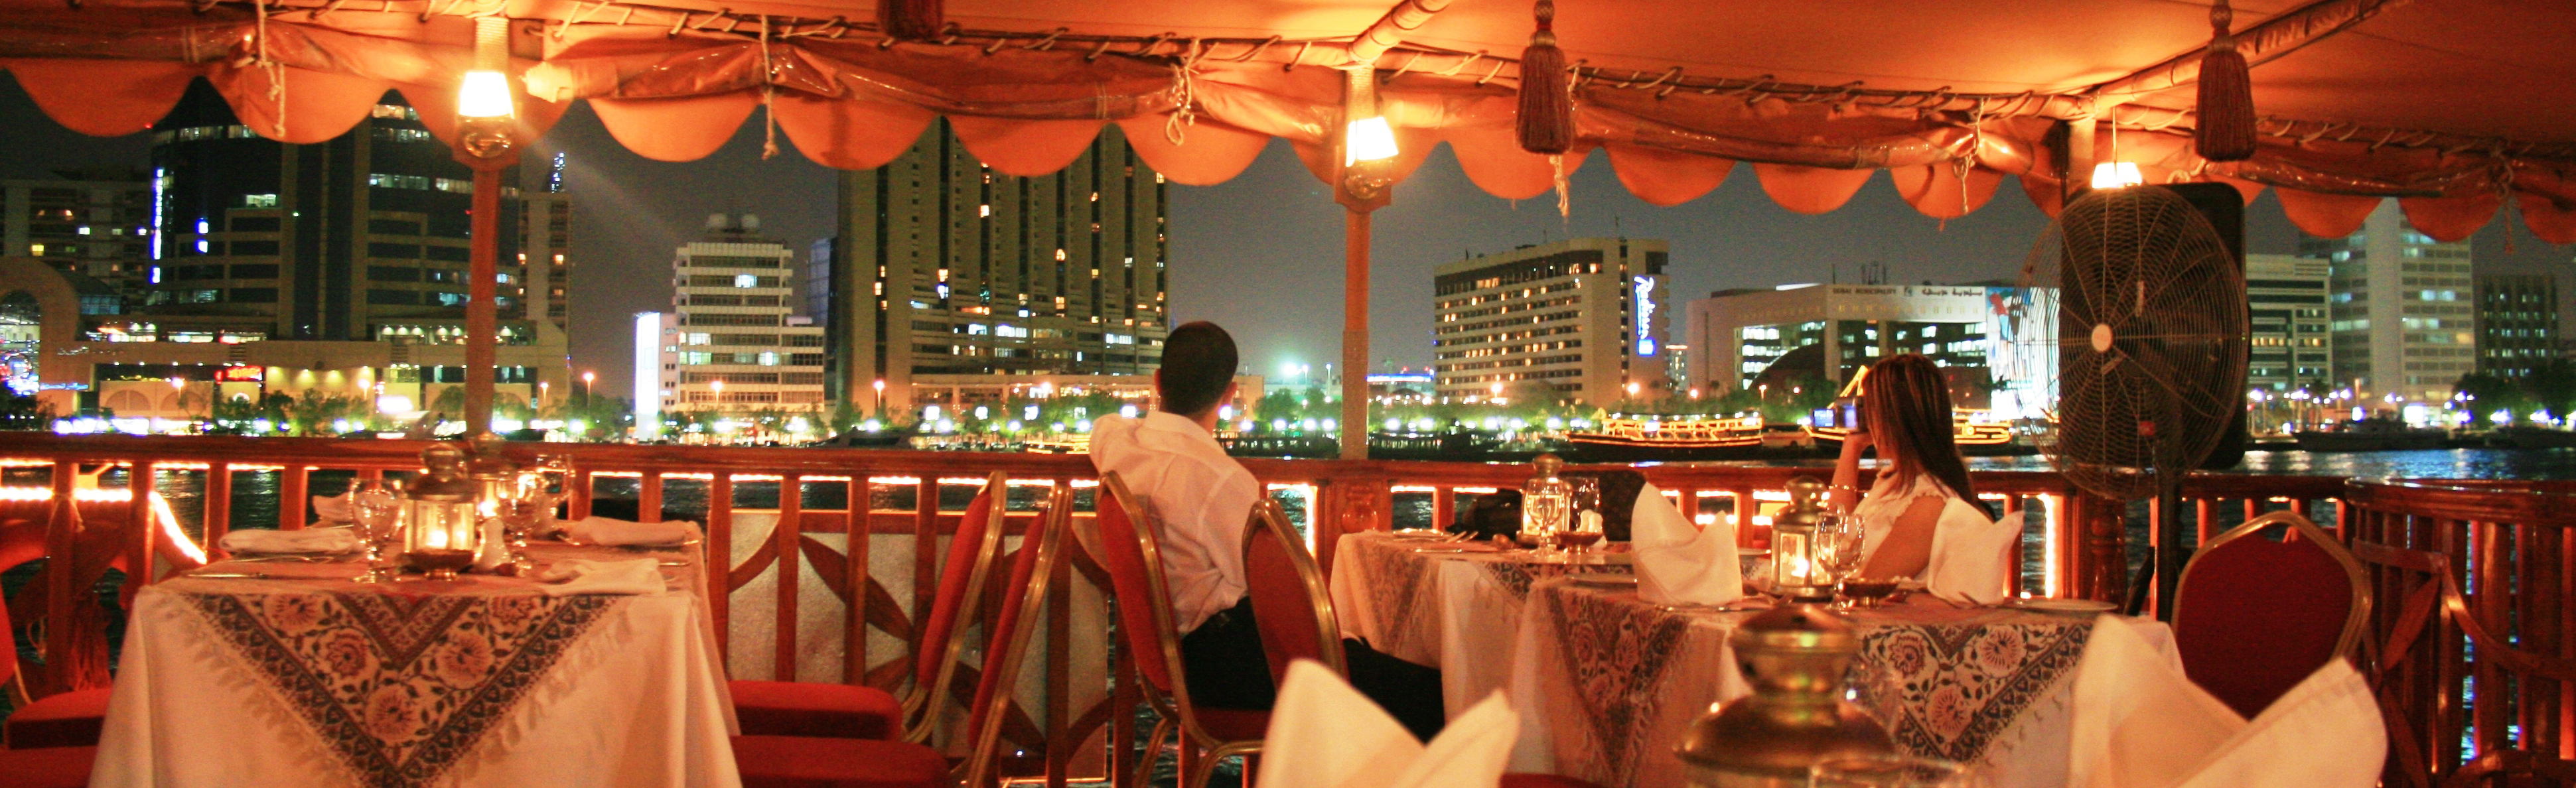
(1816, 515), (1868, 608)
(1808, 754), (1979, 788)
(350, 479), (403, 583)
(1559, 477), (1606, 558)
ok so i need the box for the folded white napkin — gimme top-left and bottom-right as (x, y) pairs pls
(1922, 507), (2020, 605)
(2069, 614), (2384, 788)
(219, 528), (360, 555)
(1257, 660), (1519, 788)
(312, 492), (353, 524)
(561, 516), (701, 546)
(1630, 482), (1742, 607)
(534, 558), (668, 596)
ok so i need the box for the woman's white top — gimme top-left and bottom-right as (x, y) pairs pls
(1852, 470), (2019, 602)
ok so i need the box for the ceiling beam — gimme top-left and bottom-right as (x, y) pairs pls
(1345, 0), (1454, 66)
(2088, 0), (2411, 106)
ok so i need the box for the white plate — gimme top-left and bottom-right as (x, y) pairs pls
(1568, 573), (1638, 588)
(2007, 598), (2118, 615)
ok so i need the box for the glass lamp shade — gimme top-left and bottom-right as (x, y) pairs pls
(2089, 161), (2143, 189)
(457, 70), (516, 119)
(402, 497), (481, 579)
(1773, 528), (1819, 592)
(1344, 116), (1399, 165)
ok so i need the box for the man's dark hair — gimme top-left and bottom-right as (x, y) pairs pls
(1158, 322), (1238, 416)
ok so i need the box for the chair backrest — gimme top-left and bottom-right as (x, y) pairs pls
(908, 470), (1011, 740)
(1089, 472), (1188, 698)
(958, 485), (1073, 788)
(2172, 511), (2369, 718)
(1242, 498), (1344, 684)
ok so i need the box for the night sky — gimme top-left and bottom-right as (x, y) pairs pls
(5, 73), (2569, 395)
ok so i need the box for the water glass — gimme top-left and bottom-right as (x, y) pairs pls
(1809, 754), (1979, 788)
(350, 480), (403, 583)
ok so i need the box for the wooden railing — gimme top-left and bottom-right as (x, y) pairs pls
(0, 434), (2421, 784)
(2343, 478), (2576, 788)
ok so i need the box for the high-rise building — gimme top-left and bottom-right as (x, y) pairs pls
(1431, 237), (1670, 405)
(2245, 253), (2332, 391)
(517, 157), (572, 335)
(824, 119), (1171, 413)
(2305, 198), (2474, 403)
(2475, 274), (2559, 379)
(658, 214), (825, 415)
(3, 169), (152, 298)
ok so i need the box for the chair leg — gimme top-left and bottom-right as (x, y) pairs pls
(1179, 740), (1202, 788)
(1137, 714), (1175, 788)
(1195, 742), (1261, 788)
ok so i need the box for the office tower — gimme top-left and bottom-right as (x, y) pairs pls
(2245, 253), (2332, 391)
(2475, 274), (2559, 379)
(660, 214), (826, 415)
(146, 80), (537, 346)
(1432, 237), (1670, 405)
(2304, 198), (2474, 404)
(2, 169), (152, 299)
(825, 119), (1170, 413)
(517, 155), (571, 334)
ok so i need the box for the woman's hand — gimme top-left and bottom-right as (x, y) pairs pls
(1838, 428), (1872, 456)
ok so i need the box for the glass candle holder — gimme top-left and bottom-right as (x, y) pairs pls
(402, 443), (482, 580)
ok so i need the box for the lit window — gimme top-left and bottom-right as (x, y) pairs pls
(733, 274), (756, 288)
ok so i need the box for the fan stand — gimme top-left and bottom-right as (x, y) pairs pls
(2119, 484), (2187, 622)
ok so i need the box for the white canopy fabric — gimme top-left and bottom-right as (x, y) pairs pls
(5, 0), (2573, 241)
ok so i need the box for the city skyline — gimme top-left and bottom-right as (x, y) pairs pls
(7, 75), (2574, 399)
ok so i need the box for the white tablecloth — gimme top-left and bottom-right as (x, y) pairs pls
(91, 543), (741, 788)
(1328, 532), (1630, 718)
(1507, 580), (2173, 788)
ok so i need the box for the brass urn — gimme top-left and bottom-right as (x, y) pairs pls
(1676, 604), (1893, 787)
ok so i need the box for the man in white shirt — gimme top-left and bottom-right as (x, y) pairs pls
(1091, 322), (1442, 738)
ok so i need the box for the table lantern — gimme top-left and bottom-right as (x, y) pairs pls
(1676, 604), (1893, 787)
(1769, 477), (1835, 602)
(401, 443), (482, 580)
(465, 436), (525, 569)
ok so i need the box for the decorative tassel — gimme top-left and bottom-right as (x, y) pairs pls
(2194, 0), (2256, 162)
(877, 0), (942, 41)
(1516, 0), (1573, 155)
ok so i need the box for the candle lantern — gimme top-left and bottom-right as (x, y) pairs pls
(1675, 604), (1893, 787)
(1769, 476), (1835, 602)
(402, 443), (482, 580)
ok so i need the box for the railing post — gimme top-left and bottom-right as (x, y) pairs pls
(709, 472), (734, 663)
(204, 461), (232, 558)
(911, 476), (938, 661)
(42, 460), (78, 697)
(842, 470), (871, 687)
(279, 463), (309, 529)
(640, 470), (665, 524)
(774, 474), (804, 682)
(570, 466), (595, 520)
(1432, 486), (1455, 533)
(127, 461), (155, 592)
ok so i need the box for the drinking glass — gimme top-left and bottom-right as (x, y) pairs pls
(349, 479), (403, 583)
(1809, 754), (1979, 788)
(1816, 515), (1868, 608)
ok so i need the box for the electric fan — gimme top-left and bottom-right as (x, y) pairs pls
(2016, 185), (2248, 614)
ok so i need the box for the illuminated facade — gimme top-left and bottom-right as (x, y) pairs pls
(2245, 253), (2332, 391)
(1430, 237), (1670, 405)
(1684, 283), (2057, 416)
(2305, 198), (2474, 403)
(3, 170), (152, 298)
(658, 214), (826, 415)
(823, 119), (1171, 414)
(2475, 274), (2559, 380)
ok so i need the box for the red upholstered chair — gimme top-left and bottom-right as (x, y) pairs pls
(0, 746), (97, 788)
(1094, 472), (1264, 788)
(1241, 499), (1609, 788)
(2172, 510), (2370, 718)
(732, 471), (1011, 743)
(733, 485), (1072, 788)
(1241, 499), (1342, 685)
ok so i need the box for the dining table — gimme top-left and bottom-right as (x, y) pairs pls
(1328, 531), (1635, 718)
(1326, 529), (2167, 788)
(88, 537), (742, 788)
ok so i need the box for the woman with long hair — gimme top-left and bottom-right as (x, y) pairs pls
(1828, 354), (2001, 583)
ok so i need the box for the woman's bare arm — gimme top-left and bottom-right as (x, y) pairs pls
(1859, 495), (1946, 579)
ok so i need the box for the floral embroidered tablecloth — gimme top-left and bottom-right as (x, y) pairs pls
(1510, 580), (2125, 788)
(1328, 532), (1632, 716)
(90, 543), (741, 788)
